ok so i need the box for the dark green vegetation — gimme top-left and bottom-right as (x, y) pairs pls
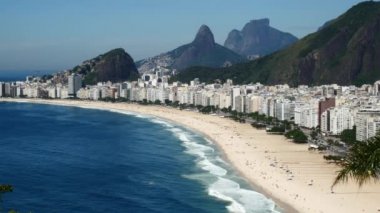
(71, 48), (139, 85)
(324, 155), (344, 163)
(173, 1), (380, 86)
(266, 126), (285, 134)
(0, 184), (12, 195)
(285, 129), (308, 143)
(333, 133), (380, 188)
(224, 18), (298, 57)
(340, 126), (357, 145)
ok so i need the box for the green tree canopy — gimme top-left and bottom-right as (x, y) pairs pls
(333, 134), (380, 188)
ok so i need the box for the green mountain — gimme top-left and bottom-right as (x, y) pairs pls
(71, 48), (139, 85)
(173, 1), (380, 86)
(136, 25), (245, 73)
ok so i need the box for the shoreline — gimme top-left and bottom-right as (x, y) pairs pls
(2, 98), (380, 213)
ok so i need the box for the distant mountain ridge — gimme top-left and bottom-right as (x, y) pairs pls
(172, 1), (380, 86)
(224, 18), (298, 58)
(136, 25), (245, 73)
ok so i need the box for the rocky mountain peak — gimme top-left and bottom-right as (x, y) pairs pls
(242, 18), (270, 34)
(248, 18), (270, 27)
(136, 24), (245, 73)
(193, 25), (215, 47)
(224, 18), (298, 57)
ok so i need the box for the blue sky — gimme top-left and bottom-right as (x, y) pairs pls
(0, 0), (366, 72)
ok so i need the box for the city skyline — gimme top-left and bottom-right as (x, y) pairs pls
(0, 0), (365, 71)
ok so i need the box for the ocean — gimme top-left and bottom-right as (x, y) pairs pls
(0, 102), (280, 213)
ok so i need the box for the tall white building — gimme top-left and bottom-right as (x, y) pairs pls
(367, 118), (380, 139)
(321, 107), (354, 135)
(373, 80), (380, 96)
(0, 82), (4, 97)
(294, 103), (318, 128)
(275, 101), (295, 121)
(234, 95), (246, 113)
(68, 74), (82, 97)
(219, 92), (231, 109)
(231, 87), (241, 110)
(247, 95), (262, 113)
(356, 109), (380, 141)
(4, 83), (11, 97)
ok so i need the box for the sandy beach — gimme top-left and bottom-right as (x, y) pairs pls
(2, 98), (380, 213)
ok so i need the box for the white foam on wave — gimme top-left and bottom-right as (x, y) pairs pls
(183, 142), (211, 159)
(183, 141), (214, 152)
(209, 177), (279, 213)
(77, 105), (99, 110)
(108, 108), (136, 116)
(204, 138), (214, 144)
(168, 127), (183, 133)
(134, 114), (151, 119)
(165, 122), (279, 213)
(178, 133), (191, 142)
(184, 149), (206, 158)
(209, 188), (246, 213)
(215, 156), (228, 165)
(198, 158), (228, 176)
(150, 119), (174, 128)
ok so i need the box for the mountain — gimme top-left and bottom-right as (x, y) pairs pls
(224, 18), (298, 58)
(318, 19), (336, 31)
(71, 48), (139, 85)
(136, 25), (245, 73)
(173, 1), (380, 86)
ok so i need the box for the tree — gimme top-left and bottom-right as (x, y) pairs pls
(164, 99), (172, 105)
(293, 130), (308, 143)
(311, 129), (318, 140)
(340, 126), (357, 145)
(267, 126), (285, 133)
(332, 134), (380, 188)
(282, 120), (292, 130)
(200, 106), (212, 114)
(140, 99), (148, 105)
(285, 129), (308, 143)
(172, 101), (180, 107)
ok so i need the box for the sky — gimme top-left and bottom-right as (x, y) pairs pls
(0, 0), (367, 72)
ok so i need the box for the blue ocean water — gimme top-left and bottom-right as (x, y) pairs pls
(0, 102), (280, 213)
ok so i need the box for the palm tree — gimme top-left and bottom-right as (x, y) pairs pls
(332, 134), (380, 188)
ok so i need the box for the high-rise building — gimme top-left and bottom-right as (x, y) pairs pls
(0, 82), (4, 97)
(355, 109), (380, 141)
(68, 74), (82, 97)
(321, 107), (354, 135)
(319, 97), (335, 126)
(231, 87), (241, 110)
(4, 83), (11, 97)
(295, 103), (319, 128)
(247, 95), (262, 113)
(234, 95), (246, 113)
(275, 101), (295, 121)
(374, 81), (380, 96)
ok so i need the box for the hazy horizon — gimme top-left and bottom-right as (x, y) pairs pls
(0, 0), (367, 72)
